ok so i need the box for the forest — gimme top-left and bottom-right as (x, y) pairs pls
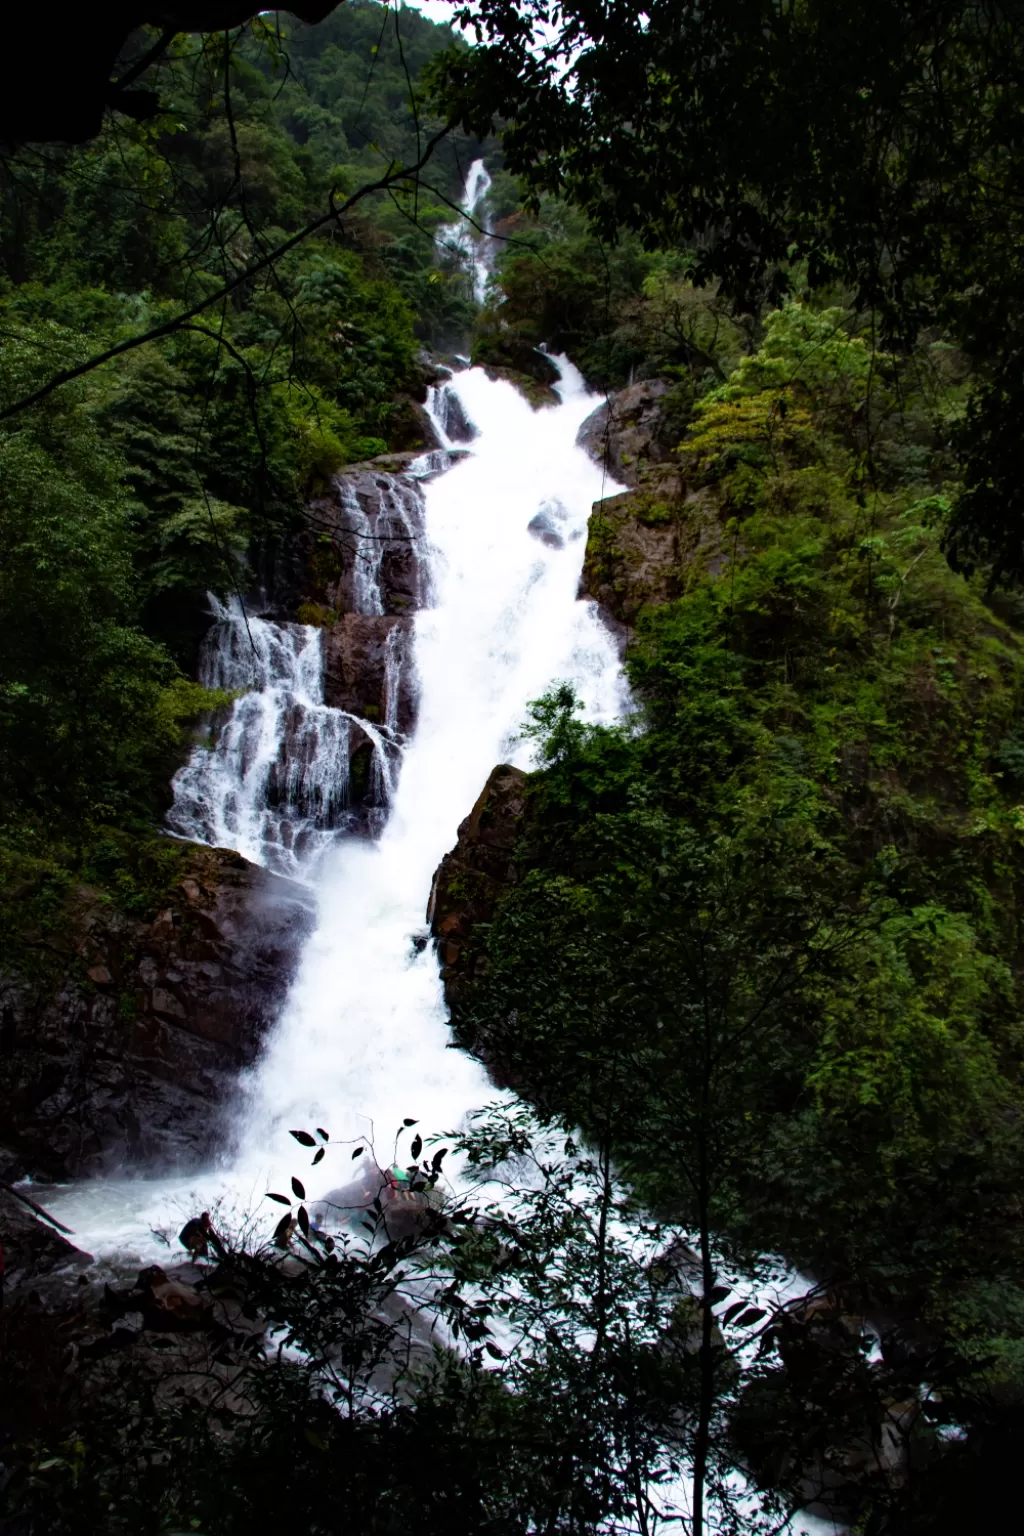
(2, 2), (1024, 1532)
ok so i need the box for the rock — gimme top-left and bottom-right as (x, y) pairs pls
(261, 449), (465, 625)
(386, 395), (446, 453)
(0, 845), (314, 1179)
(574, 376), (730, 633)
(471, 336), (560, 389)
(527, 500), (575, 550)
(432, 382), (478, 443)
(576, 378), (693, 489)
(321, 613), (417, 736)
(482, 366), (559, 409)
(428, 765), (529, 1029)
(0, 1187), (92, 1290)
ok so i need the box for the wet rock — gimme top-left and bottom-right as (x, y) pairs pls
(322, 613), (417, 736)
(579, 483), (727, 633)
(433, 382), (478, 443)
(482, 366), (559, 409)
(527, 500), (573, 549)
(386, 394), (446, 453)
(263, 450), (464, 625)
(0, 1186), (92, 1290)
(574, 376), (729, 634)
(0, 845), (314, 1180)
(428, 765), (529, 1026)
(471, 336), (560, 389)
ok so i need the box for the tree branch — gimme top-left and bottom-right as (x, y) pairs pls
(0, 121), (454, 425)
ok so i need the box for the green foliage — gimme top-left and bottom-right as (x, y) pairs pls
(0, 3), (471, 912)
(450, 307), (1024, 1523)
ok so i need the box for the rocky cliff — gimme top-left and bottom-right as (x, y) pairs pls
(576, 378), (726, 630)
(428, 764), (528, 1027)
(0, 844), (312, 1180)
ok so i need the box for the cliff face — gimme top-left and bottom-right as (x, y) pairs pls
(576, 379), (726, 630)
(428, 765), (528, 1032)
(0, 845), (312, 1180)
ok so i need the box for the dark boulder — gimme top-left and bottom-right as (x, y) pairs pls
(0, 845), (313, 1180)
(576, 378), (693, 489)
(322, 613), (417, 736)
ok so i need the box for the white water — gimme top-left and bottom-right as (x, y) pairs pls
(436, 156), (493, 303)
(166, 600), (397, 877)
(46, 355), (625, 1253)
(43, 353), (838, 1536)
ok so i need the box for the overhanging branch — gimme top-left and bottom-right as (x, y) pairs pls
(0, 120), (454, 425)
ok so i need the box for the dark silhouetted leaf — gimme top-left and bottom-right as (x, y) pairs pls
(312, 1147), (325, 1165)
(431, 1147), (449, 1171)
(736, 1307), (767, 1327)
(298, 1205), (310, 1236)
(290, 1130), (316, 1147)
(403, 1118), (418, 1126)
(291, 1176), (306, 1200)
(352, 1147), (364, 1159)
(411, 1134), (423, 1160)
(265, 1192), (291, 1206)
(706, 1285), (731, 1306)
(722, 1301), (748, 1325)
(317, 1128), (329, 1142)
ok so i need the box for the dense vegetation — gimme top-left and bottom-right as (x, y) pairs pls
(0, 4), (480, 944)
(4, 1), (1024, 1532)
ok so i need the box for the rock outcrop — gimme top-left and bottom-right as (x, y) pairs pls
(321, 612), (416, 734)
(0, 1186), (92, 1288)
(428, 765), (529, 1024)
(576, 378), (727, 630)
(0, 845), (313, 1180)
(576, 378), (692, 491)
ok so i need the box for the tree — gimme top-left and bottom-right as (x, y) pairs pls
(0, 5), (344, 144)
(432, 0), (1024, 577)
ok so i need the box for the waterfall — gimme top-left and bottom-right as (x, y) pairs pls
(436, 157), (493, 303)
(235, 355), (625, 1166)
(43, 358), (835, 1536)
(48, 356), (625, 1244)
(167, 599), (396, 878)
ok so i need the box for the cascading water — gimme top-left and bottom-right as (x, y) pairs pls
(43, 357), (837, 1536)
(167, 600), (396, 877)
(436, 157), (493, 303)
(47, 355), (626, 1245)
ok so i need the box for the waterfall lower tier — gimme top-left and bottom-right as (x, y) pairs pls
(46, 356), (626, 1253)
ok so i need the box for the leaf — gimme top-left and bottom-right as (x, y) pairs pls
(410, 1134), (423, 1160)
(298, 1205), (310, 1236)
(291, 1176), (306, 1200)
(304, 1425), (329, 1451)
(265, 1192), (291, 1206)
(722, 1300), (748, 1325)
(431, 1147), (448, 1171)
(312, 1147), (325, 1165)
(485, 1342), (505, 1360)
(317, 1128), (329, 1142)
(705, 1285), (731, 1306)
(290, 1130), (317, 1147)
(351, 1147), (364, 1159)
(403, 1118), (418, 1126)
(735, 1307), (767, 1328)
